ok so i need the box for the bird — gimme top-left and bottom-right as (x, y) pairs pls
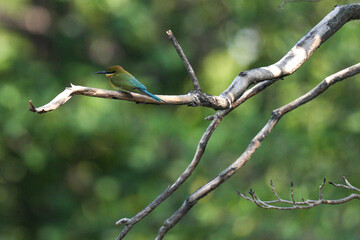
(95, 65), (165, 102)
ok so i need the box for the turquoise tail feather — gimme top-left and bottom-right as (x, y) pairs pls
(138, 89), (166, 103)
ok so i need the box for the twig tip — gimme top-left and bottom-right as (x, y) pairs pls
(116, 218), (131, 226)
(166, 30), (173, 36)
(205, 115), (215, 121)
(236, 190), (244, 197)
(29, 100), (36, 112)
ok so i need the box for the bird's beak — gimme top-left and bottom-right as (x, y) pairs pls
(95, 71), (108, 74)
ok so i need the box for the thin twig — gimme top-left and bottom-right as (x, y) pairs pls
(238, 178), (360, 210)
(155, 63), (360, 239)
(270, 180), (281, 201)
(166, 30), (201, 92)
(290, 181), (296, 205)
(329, 176), (360, 192)
(319, 178), (326, 200)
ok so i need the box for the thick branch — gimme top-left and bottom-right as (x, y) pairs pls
(155, 63), (360, 239)
(238, 177), (360, 210)
(221, 4), (360, 103)
(28, 84), (229, 114)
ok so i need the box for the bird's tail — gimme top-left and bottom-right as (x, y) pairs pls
(139, 89), (166, 103)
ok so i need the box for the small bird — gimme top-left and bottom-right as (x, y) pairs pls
(96, 65), (165, 102)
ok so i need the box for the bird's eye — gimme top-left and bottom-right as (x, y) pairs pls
(107, 71), (116, 74)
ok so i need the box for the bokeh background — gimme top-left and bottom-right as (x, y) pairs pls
(1, 0), (360, 239)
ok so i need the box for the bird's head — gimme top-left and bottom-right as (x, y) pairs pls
(95, 65), (125, 77)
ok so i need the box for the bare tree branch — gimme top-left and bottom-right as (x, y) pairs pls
(117, 5), (360, 238)
(115, 116), (222, 239)
(114, 71), (281, 240)
(25, 4), (360, 240)
(115, 74), (281, 240)
(238, 177), (360, 210)
(220, 4), (360, 103)
(319, 177), (326, 200)
(166, 30), (202, 92)
(28, 84), (229, 114)
(155, 63), (360, 239)
(329, 176), (360, 192)
(290, 181), (296, 205)
(29, 30), (228, 114)
(29, 5), (360, 116)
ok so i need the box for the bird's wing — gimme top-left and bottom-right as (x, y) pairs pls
(111, 73), (147, 92)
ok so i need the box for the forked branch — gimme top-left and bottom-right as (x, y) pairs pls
(155, 63), (360, 239)
(115, 117), (222, 239)
(115, 4), (360, 239)
(25, 4), (360, 240)
(238, 177), (360, 210)
(220, 4), (360, 102)
(329, 176), (360, 192)
(115, 74), (279, 240)
(29, 31), (227, 114)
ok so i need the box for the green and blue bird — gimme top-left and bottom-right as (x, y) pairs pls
(96, 65), (165, 102)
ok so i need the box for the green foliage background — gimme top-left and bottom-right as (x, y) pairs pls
(1, 0), (360, 239)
